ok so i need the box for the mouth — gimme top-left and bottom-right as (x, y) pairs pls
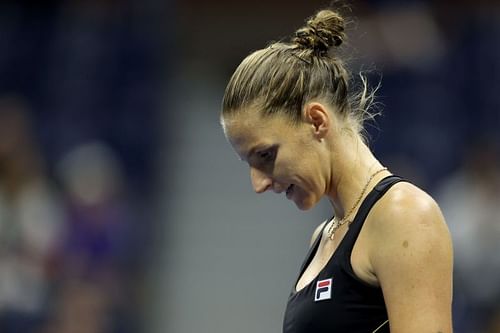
(286, 184), (295, 199)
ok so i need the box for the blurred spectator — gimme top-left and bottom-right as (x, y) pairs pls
(0, 96), (64, 332)
(437, 141), (500, 333)
(56, 142), (136, 279)
(44, 142), (141, 333)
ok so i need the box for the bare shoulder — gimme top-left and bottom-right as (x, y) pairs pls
(370, 181), (449, 233)
(367, 181), (454, 332)
(368, 181), (453, 269)
(310, 220), (327, 247)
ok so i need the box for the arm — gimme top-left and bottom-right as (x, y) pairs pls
(369, 184), (453, 333)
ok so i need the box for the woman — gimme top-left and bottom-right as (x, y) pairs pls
(220, 9), (453, 333)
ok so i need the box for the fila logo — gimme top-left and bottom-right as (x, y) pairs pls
(314, 278), (332, 302)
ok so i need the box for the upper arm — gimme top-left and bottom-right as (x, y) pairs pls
(370, 185), (453, 333)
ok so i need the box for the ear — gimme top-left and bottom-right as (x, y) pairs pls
(303, 102), (330, 140)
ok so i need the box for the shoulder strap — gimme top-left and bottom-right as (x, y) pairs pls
(338, 175), (405, 255)
(296, 220), (330, 279)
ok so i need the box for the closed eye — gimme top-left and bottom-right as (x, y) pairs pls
(256, 146), (277, 164)
(258, 150), (272, 161)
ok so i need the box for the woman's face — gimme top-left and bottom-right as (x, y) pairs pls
(223, 109), (328, 210)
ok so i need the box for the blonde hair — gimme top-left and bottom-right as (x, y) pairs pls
(222, 9), (377, 135)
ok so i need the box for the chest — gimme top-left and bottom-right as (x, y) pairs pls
(284, 241), (389, 333)
(295, 222), (376, 292)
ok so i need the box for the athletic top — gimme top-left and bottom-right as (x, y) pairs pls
(283, 175), (404, 333)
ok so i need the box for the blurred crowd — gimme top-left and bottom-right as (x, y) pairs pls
(437, 143), (500, 333)
(0, 1), (162, 332)
(0, 97), (146, 333)
(0, 0), (498, 333)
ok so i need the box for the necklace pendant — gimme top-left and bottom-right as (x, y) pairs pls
(327, 220), (338, 241)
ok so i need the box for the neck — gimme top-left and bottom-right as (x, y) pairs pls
(325, 132), (388, 220)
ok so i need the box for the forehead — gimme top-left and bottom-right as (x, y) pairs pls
(222, 111), (289, 158)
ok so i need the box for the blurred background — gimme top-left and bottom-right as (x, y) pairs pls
(0, 0), (498, 332)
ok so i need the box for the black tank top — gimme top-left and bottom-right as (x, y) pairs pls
(283, 175), (404, 333)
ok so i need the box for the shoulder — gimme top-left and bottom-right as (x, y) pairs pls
(370, 181), (449, 236)
(368, 181), (452, 263)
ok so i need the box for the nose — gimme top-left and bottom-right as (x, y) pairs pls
(250, 167), (272, 193)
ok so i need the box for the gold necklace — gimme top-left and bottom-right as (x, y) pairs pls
(327, 167), (388, 240)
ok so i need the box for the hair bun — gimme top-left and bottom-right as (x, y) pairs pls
(292, 9), (346, 55)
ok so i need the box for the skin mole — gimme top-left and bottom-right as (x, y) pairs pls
(403, 240), (409, 248)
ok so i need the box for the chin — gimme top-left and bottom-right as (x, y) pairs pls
(295, 203), (312, 211)
(293, 194), (319, 211)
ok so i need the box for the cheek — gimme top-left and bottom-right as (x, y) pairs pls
(275, 149), (324, 192)
(294, 159), (322, 187)
(272, 157), (294, 179)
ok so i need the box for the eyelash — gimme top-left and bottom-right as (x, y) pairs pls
(257, 149), (276, 163)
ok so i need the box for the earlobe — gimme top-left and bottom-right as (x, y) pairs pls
(304, 102), (330, 140)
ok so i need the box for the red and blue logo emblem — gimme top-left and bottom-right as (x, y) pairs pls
(314, 278), (332, 302)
